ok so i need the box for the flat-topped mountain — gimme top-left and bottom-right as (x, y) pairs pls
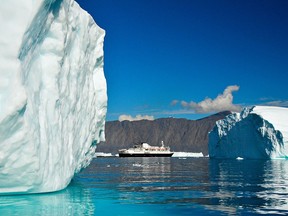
(97, 111), (231, 155)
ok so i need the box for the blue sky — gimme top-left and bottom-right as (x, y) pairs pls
(76, 0), (288, 121)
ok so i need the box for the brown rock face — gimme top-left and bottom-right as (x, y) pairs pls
(97, 111), (231, 156)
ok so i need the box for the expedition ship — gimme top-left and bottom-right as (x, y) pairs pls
(118, 141), (173, 157)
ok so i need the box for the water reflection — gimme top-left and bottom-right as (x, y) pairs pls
(257, 160), (288, 214)
(88, 157), (213, 206)
(90, 157), (288, 215)
(1, 158), (288, 215)
(119, 157), (171, 186)
(208, 159), (288, 215)
(0, 181), (94, 216)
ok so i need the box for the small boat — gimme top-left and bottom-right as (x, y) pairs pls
(118, 141), (173, 157)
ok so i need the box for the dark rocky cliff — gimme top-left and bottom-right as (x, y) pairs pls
(96, 111), (231, 155)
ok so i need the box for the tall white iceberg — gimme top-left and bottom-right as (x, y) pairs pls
(0, 0), (106, 194)
(209, 106), (288, 159)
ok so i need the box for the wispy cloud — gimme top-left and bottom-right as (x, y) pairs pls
(261, 100), (288, 107)
(170, 100), (179, 106)
(256, 97), (288, 107)
(118, 114), (154, 122)
(172, 85), (241, 114)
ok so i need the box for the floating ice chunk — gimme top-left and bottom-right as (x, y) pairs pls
(94, 152), (114, 157)
(172, 152), (204, 158)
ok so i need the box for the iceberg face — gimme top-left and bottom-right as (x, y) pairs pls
(209, 106), (288, 159)
(0, 0), (106, 194)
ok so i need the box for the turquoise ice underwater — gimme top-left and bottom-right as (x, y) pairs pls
(1, 157), (288, 215)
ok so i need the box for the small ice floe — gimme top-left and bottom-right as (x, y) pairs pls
(133, 163), (143, 167)
(172, 152), (204, 158)
(236, 157), (244, 160)
(132, 163), (149, 168)
(94, 152), (114, 157)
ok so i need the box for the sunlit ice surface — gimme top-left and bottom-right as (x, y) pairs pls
(0, 0), (106, 194)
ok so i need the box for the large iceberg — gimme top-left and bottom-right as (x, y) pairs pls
(209, 106), (288, 159)
(0, 0), (106, 194)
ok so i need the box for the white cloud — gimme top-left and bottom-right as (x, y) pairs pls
(179, 85), (241, 113)
(118, 114), (154, 122)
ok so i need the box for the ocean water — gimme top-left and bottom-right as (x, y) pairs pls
(1, 157), (288, 215)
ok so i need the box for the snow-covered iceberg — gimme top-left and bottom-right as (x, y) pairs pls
(208, 106), (288, 159)
(0, 0), (106, 194)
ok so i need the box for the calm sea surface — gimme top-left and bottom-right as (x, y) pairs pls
(1, 157), (288, 215)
